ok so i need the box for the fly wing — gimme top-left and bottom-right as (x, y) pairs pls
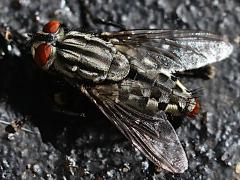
(81, 84), (188, 173)
(101, 30), (233, 72)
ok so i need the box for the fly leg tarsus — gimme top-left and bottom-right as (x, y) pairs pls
(79, 0), (126, 30)
(0, 116), (36, 134)
(175, 65), (216, 80)
(51, 106), (86, 118)
(51, 89), (87, 118)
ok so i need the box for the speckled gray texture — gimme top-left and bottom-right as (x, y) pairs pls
(0, 0), (239, 179)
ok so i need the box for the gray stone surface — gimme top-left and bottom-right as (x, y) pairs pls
(0, 0), (239, 179)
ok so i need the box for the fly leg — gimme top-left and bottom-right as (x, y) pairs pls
(0, 116), (36, 134)
(79, 0), (126, 30)
(175, 65), (216, 80)
(50, 105), (86, 118)
(50, 88), (87, 118)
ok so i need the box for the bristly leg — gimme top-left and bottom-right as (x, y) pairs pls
(79, 0), (126, 31)
(175, 65), (216, 80)
(51, 91), (87, 118)
(0, 116), (36, 134)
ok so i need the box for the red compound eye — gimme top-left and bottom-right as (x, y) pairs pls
(187, 98), (200, 118)
(34, 43), (52, 67)
(43, 20), (60, 33)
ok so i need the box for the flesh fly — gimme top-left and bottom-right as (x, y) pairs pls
(30, 20), (233, 173)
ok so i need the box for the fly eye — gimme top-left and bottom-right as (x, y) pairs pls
(43, 20), (60, 33)
(34, 43), (52, 67)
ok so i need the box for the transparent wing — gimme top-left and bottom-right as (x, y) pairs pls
(101, 29), (233, 72)
(81, 84), (188, 173)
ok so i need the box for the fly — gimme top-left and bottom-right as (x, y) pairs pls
(30, 20), (233, 173)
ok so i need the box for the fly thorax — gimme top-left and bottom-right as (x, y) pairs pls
(54, 32), (117, 82)
(106, 52), (130, 81)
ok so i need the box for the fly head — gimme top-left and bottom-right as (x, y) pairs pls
(31, 20), (65, 69)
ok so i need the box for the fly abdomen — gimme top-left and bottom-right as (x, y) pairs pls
(118, 75), (199, 117)
(121, 91), (198, 118)
(119, 92), (181, 116)
(55, 32), (113, 81)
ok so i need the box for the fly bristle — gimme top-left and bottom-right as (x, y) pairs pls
(190, 88), (204, 98)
